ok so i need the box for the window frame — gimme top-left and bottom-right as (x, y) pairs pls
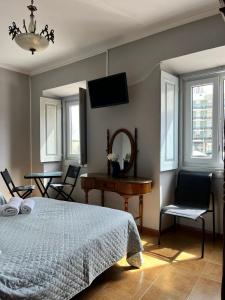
(182, 70), (224, 169)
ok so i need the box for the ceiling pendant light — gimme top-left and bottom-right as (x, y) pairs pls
(219, 0), (225, 21)
(9, 0), (55, 55)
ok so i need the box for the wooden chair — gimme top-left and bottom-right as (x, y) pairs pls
(1, 169), (35, 199)
(158, 170), (215, 258)
(50, 165), (81, 201)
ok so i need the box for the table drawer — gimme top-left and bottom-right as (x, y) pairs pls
(98, 181), (115, 191)
(81, 178), (95, 189)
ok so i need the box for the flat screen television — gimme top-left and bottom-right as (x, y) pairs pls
(88, 72), (129, 108)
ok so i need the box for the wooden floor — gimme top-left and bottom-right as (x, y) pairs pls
(76, 229), (222, 300)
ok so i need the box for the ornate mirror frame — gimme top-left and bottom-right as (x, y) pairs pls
(107, 128), (138, 177)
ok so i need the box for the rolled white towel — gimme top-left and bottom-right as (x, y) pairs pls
(20, 198), (35, 214)
(0, 197), (23, 217)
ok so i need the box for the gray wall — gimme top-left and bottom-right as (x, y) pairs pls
(31, 15), (225, 230)
(0, 68), (30, 199)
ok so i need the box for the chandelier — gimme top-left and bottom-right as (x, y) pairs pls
(219, 0), (225, 21)
(9, 0), (54, 55)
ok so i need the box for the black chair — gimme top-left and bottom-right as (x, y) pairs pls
(1, 169), (35, 199)
(158, 170), (215, 258)
(50, 165), (81, 201)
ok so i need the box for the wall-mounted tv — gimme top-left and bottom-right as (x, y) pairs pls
(88, 72), (129, 108)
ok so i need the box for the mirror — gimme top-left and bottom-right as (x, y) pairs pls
(112, 133), (131, 171)
(108, 128), (137, 176)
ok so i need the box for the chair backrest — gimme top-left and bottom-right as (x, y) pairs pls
(64, 165), (81, 184)
(1, 169), (16, 196)
(175, 170), (212, 209)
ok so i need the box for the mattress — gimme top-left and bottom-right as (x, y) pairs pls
(0, 198), (143, 299)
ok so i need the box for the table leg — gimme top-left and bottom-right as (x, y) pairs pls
(34, 178), (45, 197)
(85, 189), (89, 204)
(123, 196), (129, 212)
(38, 178), (46, 192)
(34, 177), (52, 198)
(139, 195), (143, 233)
(43, 178), (52, 198)
(101, 190), (105, 207)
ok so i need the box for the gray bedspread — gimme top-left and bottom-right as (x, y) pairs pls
(0, 198), (143, 300)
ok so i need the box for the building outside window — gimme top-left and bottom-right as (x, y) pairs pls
(192, 84), (213, 157)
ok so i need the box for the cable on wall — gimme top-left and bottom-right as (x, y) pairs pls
(129, 62), (161, 87)
(106, 49), (109, 76)
(29, 76), (33, 179)
(105, 46), (161, 86)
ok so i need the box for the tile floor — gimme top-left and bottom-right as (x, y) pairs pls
(76, 229), (222, 299)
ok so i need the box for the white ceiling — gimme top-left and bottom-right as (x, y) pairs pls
(161, 46), (225, 75)
(0, 0), (219, 75)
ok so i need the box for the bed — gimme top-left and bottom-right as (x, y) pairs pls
(0, 197), (143, 299)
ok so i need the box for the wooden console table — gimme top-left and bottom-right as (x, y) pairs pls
(80, 173), (152, 231)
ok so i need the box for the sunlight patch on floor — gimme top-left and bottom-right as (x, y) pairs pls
(150, 246), (180, 258)
(141, 240), (149, 246)
(141, 239), (155, 247)
(117, 252), (169, 273)
(175, 251), (198, 261)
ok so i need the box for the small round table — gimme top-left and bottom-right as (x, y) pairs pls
(24, 171), (62, 197)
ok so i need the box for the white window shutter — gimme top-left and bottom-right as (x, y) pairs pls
(40, 97), (62, 162)
(160, 71), (179, 172)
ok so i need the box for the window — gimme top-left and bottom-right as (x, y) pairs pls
(65, 100), (80, 161)
(63, 89), (87, 165)
(40, 87), (87, 165)
(183, 74), (223, 168)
